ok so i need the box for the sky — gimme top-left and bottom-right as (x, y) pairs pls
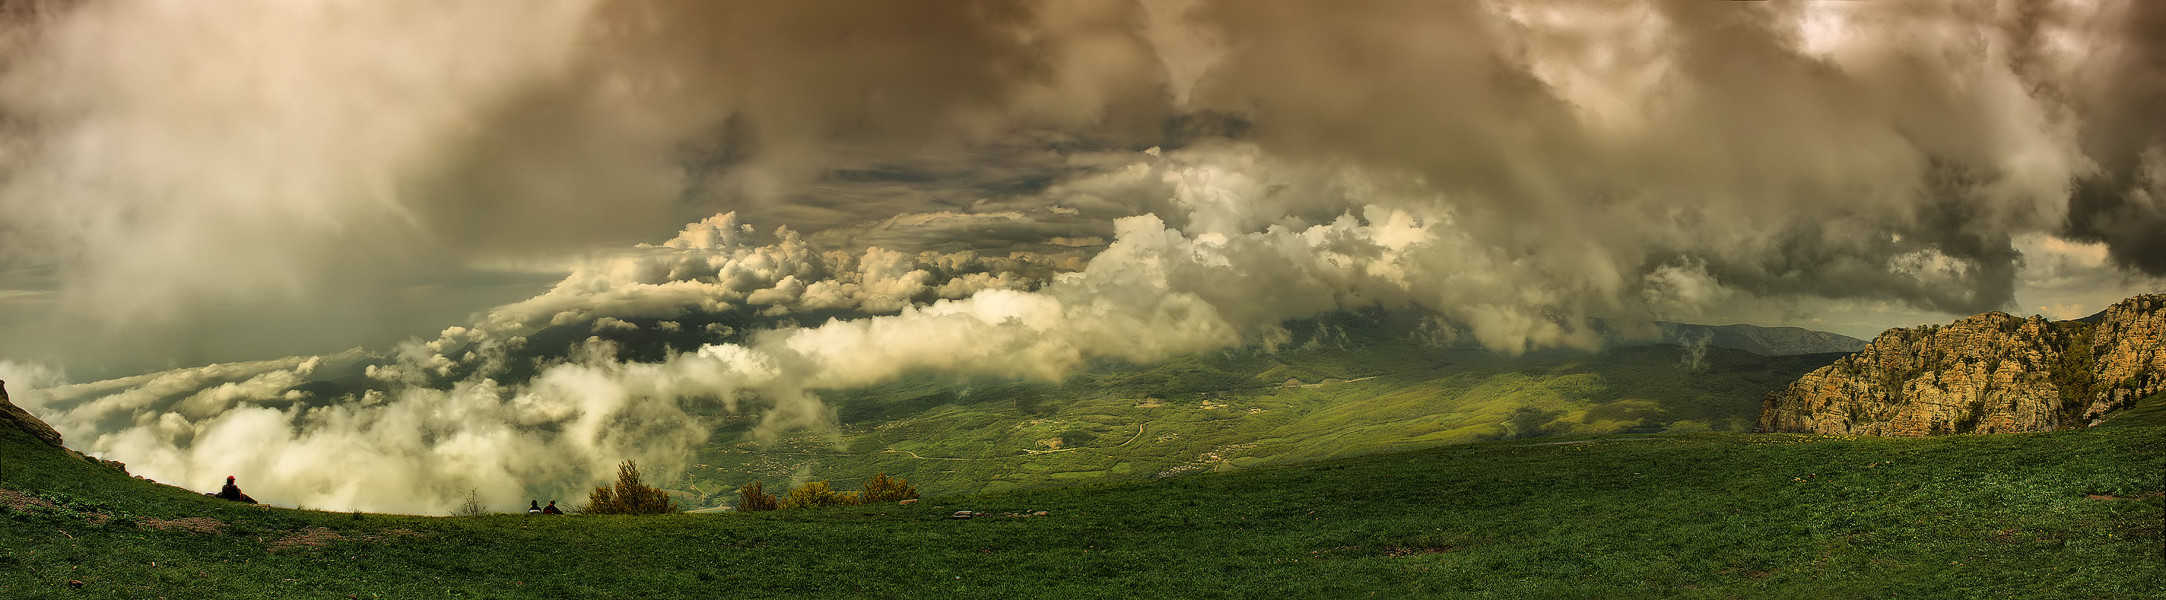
(0, 0), (2161, 512)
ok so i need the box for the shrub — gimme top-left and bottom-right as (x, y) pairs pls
(582, 460), (679, 515)
(778, 480), (858, 510)
(860, 472), (919, 503)
(737, 481), (778, 512)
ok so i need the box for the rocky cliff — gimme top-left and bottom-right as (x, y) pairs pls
(1756, 294), (2166, 436)
(1, 380), (66, 448)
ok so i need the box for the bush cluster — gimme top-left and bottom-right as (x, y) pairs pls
(780, 481), (854, 510)
(860, 472), (918, 503)
(736, 481), (778, 512)
(736, 472), (917, 512)
(582, 460), (678, 515)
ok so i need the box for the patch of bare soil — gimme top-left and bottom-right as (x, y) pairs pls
(1379, 545), (1455, 557)
(2084, 491), (2166, 501)
(140, 517), (226, 534)
(267, 527), (346, 551)
(0, 487), (57, 511)
(265, 526), (427, 552)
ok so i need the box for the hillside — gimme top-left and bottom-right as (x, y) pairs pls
(1758, 293), (2166, 436)
(1649, 321), (1868, 356)
(676, 334), (1844, 505)
(2, 391), (2160, 598)
(2095, 390), (2166, 429)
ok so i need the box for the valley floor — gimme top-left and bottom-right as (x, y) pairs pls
(1, 420), (2161, 599)
(683, 344), (1839, 505)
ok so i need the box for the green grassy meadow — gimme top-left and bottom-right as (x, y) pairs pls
(3, 398), (2160, 599)
(681, 342), (1841, 505)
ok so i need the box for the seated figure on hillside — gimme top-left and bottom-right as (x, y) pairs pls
(541, 500), (564, 515)
(212, 476), (257, 504)
(528, 500), (542, 515)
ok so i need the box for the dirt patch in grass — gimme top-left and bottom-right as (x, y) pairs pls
(265, 526), (427, 552)
(140, 517), (226, 534)
(267, 527), (345, 552)
(1379, 545), (1455, 557)
(0, 487), (57, 511)
(2082, 491), (2165, 501)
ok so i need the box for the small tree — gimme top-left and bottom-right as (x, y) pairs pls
(583, 460), (679, 515)
(778, 480), (858, 510)
(860, 472), (919, 503)
(450, 488), (487, 517)
(736, 481), (778, 512)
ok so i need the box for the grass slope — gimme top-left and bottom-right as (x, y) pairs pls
(684, 343), (1840, 504)
(2095, 391), (2166, 429)
(3, 412), (2160, 598)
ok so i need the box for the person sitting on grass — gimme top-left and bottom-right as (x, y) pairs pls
(212, 475), (256, 504)
(528, 500), (543, 515)
(541, 500), (564, 515)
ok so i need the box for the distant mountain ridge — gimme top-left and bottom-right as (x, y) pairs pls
(1756, 293), (2166, 436)
(1270, 310), (1866, 357)
(1646, 322), (1869, 356)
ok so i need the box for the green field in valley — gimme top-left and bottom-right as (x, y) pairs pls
(677, 341), (1843, 506)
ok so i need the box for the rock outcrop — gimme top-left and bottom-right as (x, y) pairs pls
(1756, 294), (2166, 436)
(0, 380), (66, 448)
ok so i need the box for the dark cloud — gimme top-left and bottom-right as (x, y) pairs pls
(1164, 0), (2157, 317)
(0, 0), (2159, 377)
(2058, 1), (2166, 274)
(0, 0), (1173, 367)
